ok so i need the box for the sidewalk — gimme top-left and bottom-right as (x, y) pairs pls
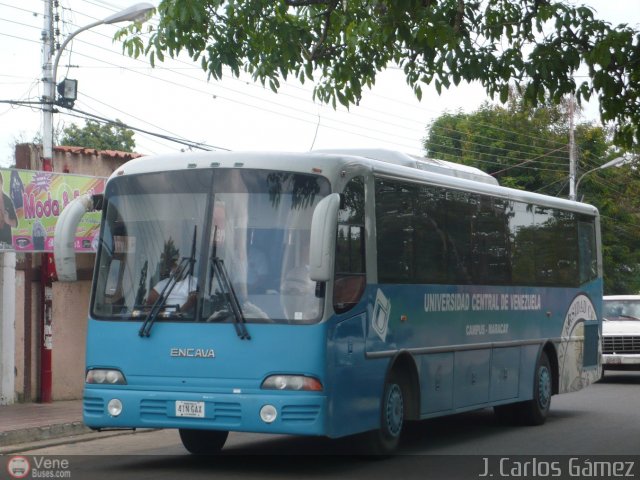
(0, 399), (91, 453)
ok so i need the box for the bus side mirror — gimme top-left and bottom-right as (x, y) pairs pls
(53, 194), (94, 282)
(309, 193), (340, 282)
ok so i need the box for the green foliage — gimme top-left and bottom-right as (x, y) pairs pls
(424, 90), (580, 192)
(425, 92), (568, 193)
(60, 120), (136, 152)
(424, 94), (640, 294)
(116, 0), (639, 149)
(581, 157), (640, 295)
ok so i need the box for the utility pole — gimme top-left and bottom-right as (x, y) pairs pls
(41, 0), (54, 172)
(40, 0), (54, 403)
(568, 95), (577, 201)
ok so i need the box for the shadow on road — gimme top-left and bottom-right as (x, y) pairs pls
(599, 370), (640, 384)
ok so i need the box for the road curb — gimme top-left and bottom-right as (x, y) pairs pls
(0, 421), (90, 449)
(0, 424), (158, 454)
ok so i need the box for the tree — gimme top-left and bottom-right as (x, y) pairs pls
(423, 90), (606, 193)
(60, 120), (135, 152)
(424, 94), (640, 294)
(579, 154), (640, 294)
(117, 0), (639, 149)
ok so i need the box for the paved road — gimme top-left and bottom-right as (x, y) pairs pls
(12, 371), (640, 479)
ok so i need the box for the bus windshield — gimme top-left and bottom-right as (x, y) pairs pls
(92, 168), (330, 325)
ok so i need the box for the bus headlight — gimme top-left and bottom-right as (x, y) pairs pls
(107, 399), (123, 417)
(261, 375), (323, 391)
(86, 369), (126, 385)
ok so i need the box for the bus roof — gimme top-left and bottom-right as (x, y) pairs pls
(111, 150), (598, 217)
(314, 148), (499, 186)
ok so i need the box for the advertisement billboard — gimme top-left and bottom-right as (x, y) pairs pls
(0, 168), (105, 252)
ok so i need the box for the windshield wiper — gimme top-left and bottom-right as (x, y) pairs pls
(617, 314), (640, 321)
(210, 256), (250, 340)
(139, 226), (198, 337)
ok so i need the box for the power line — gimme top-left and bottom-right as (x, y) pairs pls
(65, 42), (572, 165)
(75, 94), (194, 153)
(19, 1), (587, 165)
(2, 0), (625, 175)
(428, 124), (570, 162)
(60, 106), (229, 151)
(52, 4), (577, 155)
(427, 128), (569, 165)
(426, 140), (570, 173)
(59, 46), (424, 152)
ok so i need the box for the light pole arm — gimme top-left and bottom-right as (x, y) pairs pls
(51, 2), (154, 102)
(51, 19), (104, 95)
(574, 156), (627, 201)
(574, 166), (598, 197)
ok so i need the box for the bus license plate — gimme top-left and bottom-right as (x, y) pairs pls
(175, 401), (205, 418)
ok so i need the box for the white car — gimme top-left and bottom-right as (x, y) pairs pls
(602, 295), (640, 375)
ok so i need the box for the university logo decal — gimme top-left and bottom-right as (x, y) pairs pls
(558, 293), (598, 393)
(372, 289), (390, 342)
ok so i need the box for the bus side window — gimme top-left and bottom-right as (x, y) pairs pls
(471, 197), (511, 285)
(578, 217), (598, 283)
(375, 179), (415, 282)
(334, 177), (366, 313)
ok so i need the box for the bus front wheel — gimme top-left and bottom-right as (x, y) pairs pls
(514, 351), (553, 426)
(362, 371), (406, 455)
(179, 428), (229, 454)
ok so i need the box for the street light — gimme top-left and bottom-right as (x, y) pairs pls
(51, 3), (155, 103)
(573, 156), (629, 201)
(42, 2), (155, 167)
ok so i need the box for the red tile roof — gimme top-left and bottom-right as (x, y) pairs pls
(54, 145), (143, 160)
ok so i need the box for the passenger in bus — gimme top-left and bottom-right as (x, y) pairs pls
(147, 256), (198, 313)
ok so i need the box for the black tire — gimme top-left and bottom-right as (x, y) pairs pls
(178, 428), (229, 455)
(513, 351), (553, 426)
(362, 371), (406, 455)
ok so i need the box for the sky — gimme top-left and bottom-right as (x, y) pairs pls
(0, 0), (638, 168)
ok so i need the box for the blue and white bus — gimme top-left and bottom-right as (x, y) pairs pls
(55, 149), (602, 454)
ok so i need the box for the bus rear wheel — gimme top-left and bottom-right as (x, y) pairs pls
(362, 371), (406, 455)
(179, 428), (229, 454)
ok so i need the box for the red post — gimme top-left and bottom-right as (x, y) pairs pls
(40, 256), (53, 402)
(40, 156), (53, 403)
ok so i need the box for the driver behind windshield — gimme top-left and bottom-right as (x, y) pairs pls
(146, 254), (198, 313)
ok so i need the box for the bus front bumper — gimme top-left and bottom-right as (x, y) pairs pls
(83, 388), (327, 436)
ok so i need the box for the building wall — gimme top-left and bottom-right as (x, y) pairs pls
(8, 144), (137, 402)
(13, 262), (42, 403)
(15, 143), (139, 177)
(51, 280), (91, 400)
(0, 253), (16, 404)
(14, 269), (25, 398)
